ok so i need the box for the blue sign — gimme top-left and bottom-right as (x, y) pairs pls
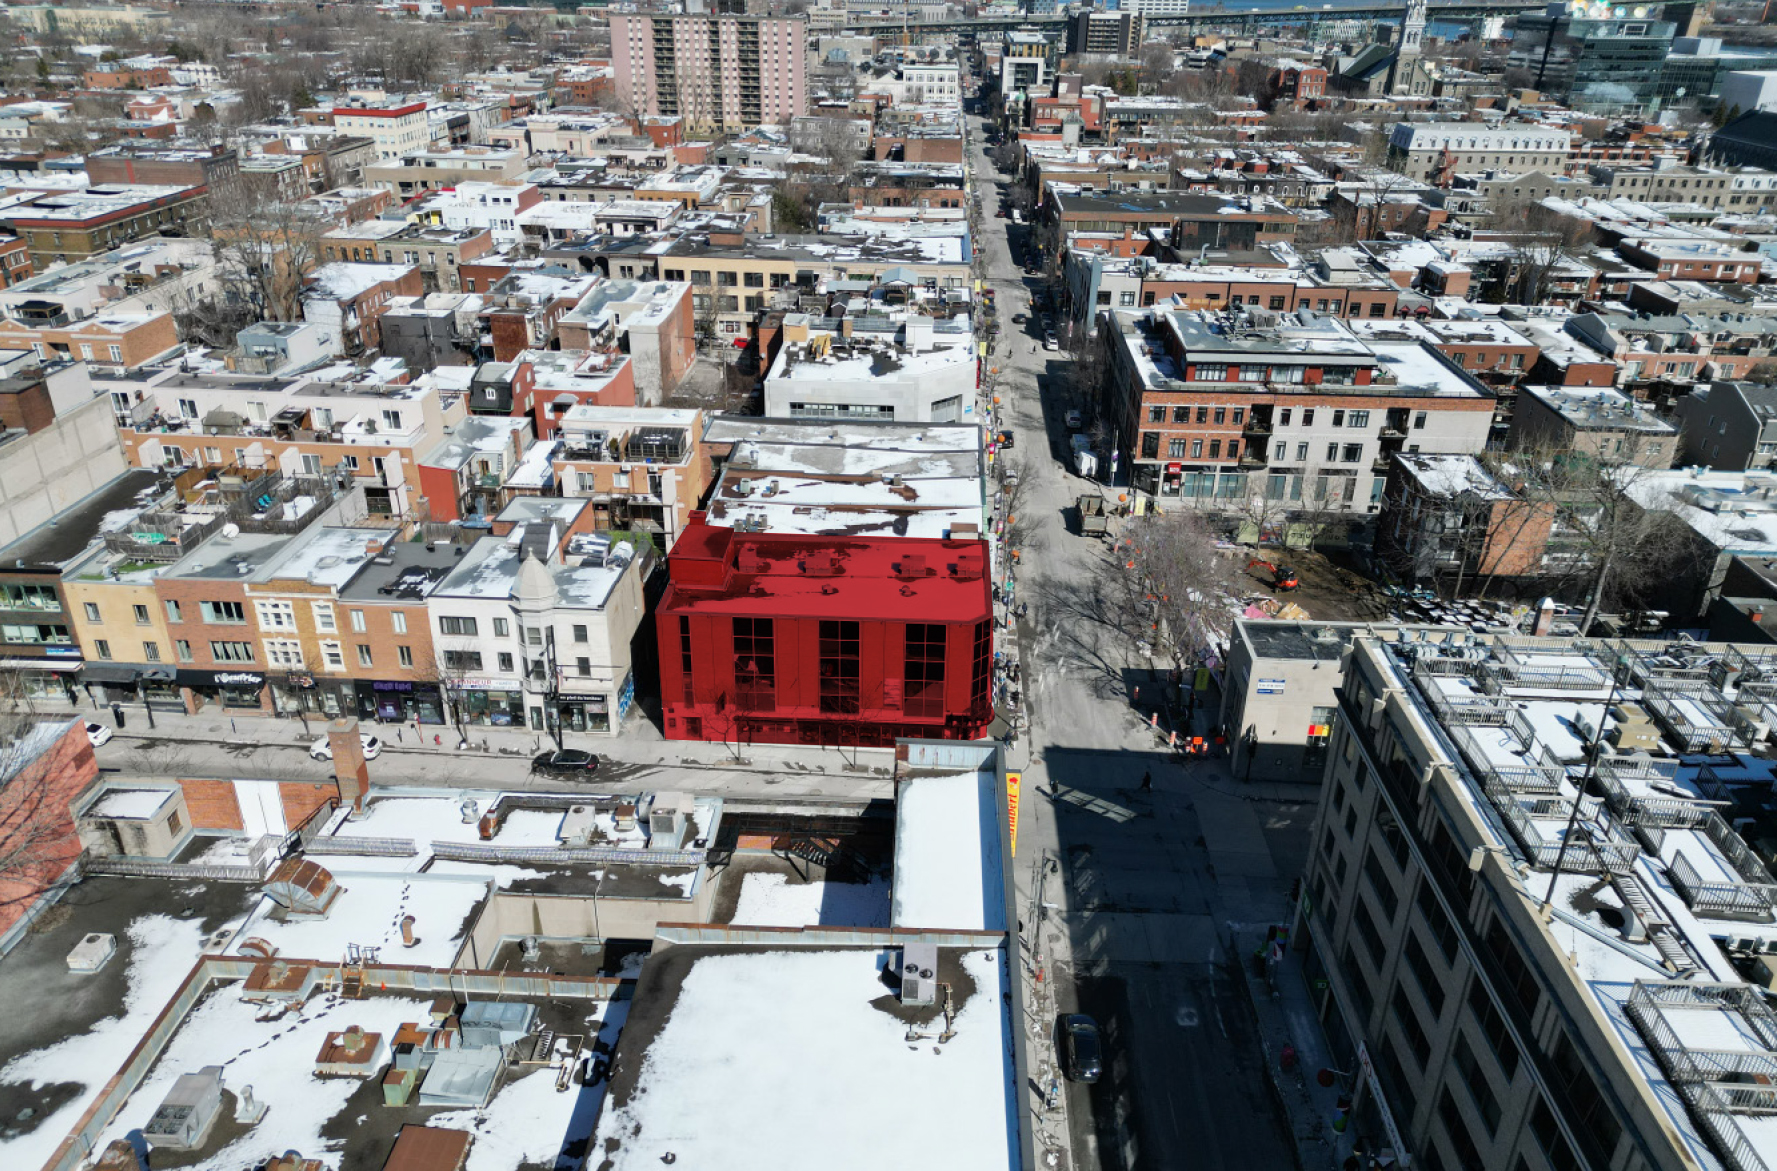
(1257, 679), (1286, 695)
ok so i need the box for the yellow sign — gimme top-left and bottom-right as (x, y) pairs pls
(1006, 771), (1021, 857)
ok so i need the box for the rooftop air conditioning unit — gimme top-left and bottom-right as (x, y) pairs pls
(900, 941), (938, 1007)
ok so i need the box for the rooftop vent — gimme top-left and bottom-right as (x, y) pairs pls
(900, 941), (938, 1007)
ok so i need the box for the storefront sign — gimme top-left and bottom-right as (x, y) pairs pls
(1257, 679), (1286, 695)
(44, 645), (81, 658)
(372, 680), (414, 692)
(1006, 771), (1021, 857)
(176, 669), (265, 687)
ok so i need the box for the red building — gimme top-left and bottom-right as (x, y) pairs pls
(657, 516), (994, 747)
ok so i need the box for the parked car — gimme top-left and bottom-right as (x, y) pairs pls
(1058, 1014), (1103, 1083)
(1012, 312), (1026, 324)
(532, 749), (601, 778)
(1065, 409), (1083, 430)
(1044, 332), (1059, 351)
(311, 733), (382, 762)
(85, 722), (112, 748)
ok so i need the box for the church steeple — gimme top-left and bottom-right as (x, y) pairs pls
(1389, 0), (1427, 95)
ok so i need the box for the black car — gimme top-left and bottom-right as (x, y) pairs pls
(1058, 1013), (1102, 1083)
(531, 749), (601, 778)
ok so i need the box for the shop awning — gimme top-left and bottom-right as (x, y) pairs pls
(80, 664), (142, 685)
(0, 658), (81, 672)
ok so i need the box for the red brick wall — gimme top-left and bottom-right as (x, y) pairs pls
(0, 723), (97, 937)
(178, 777), (244, 831)
(280, 782), (338, 830)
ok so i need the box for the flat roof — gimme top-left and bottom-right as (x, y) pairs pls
(0, 469), (165, 571)
(591, 942), (1019, 1171)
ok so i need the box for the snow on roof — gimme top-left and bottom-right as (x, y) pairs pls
(304, 262), (414, 302)
(1395, 454), (1511, 499)
(228, 874), (483, 968)
(892, 769), (1007, 932)
(88, 788), (173, 820)
(591, 946), (1017, 1171)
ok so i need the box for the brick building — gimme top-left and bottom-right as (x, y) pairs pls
(657, 514), (993, 747)
(0, 185), (209, 266)
(0, 720), (99, 941)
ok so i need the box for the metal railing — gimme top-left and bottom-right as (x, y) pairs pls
(305, 835), (418, 858)
(1645, 683), (1739, 754)
(1626, 982), (1777, 1171)
(81, 856), (267, 883)
(430, 841), (705, 868)
(1669, 851), (1777, 922)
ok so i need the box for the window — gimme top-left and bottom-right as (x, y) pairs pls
(108, 345), (123, 363)
(1149, 405), (1166, 423)
(440, 616), (478, 637)
(175, 639), (192, 662)
(1169, 439), (1189, 458)
(1269, 296), (1287, 310)
(1340, 942), (1375, 1020)
(1191, 439), (1204, 459)
(264, 639), (303, 668)
(142, 641), (160, 662)
(525, 626), (543, 647)
(1529, 1100), (1582, 1171)
(1240, 365), (1268, 382)
(199, 601), (246, 624)
(165, 600), (181, 623)
(311, 603), (336, 633)
(1437, 1087), (1484, 1171)
(573, 624), (588, 643)
(1485, 918), (1541, 1023)
(83, 602), (101, 623)
(210, 641), (256, 663)
(444, 649), (482, 671)
(1173, 406), (1191, 423)
(743, 271), (764, 288)
(1350, 898), (1385, 966)
(388, 610), (408, 636)
(1302, 409), (1315, 426)
(498, 652), (514, 673)
(691, 270), (712, 285)
(1417, 878), (1459, 961)
(1403, 931), (1446, 1017)
(1194, 363), (1227, 381)
(1377, 1037), (1419, 1125)
(1363, 848), (1399, 921)
(1392, 984), (1431, 1067)
(1333, 410), (1345, 427)
(1342, 444), (1363, 463)
(1273, 442), (1286, 461)
(1280, 409), (1292, 426)
(1414, 411), (1427, 429)
(1348, 411), (1370, 429)
(733, 616), (776, 710)
(1549, 1030), (1622, 1165)
(1213, 407), (1226, 425)
(93, 638), (112, 660)
(818, 620), (860, 714)
(255, 600), (296, 631)
(349, 609), (366, 633)
(1327, 443), (1340, 462)
(1453, 1034), (1503, 1135)
(1467, 981), (1519, 1081)
(488, 617), (507, 639)
(1196, 407), (1209, 424)
(356, 644), (373, 667)
(905, 623), (948, 718)
(1296, 442), (1309, 461)
(1232, 408), (1244, 425)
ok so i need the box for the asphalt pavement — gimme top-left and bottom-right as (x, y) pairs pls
(964, 108), (1319, 1171)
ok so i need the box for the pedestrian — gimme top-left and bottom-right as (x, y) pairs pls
(1140, 769), (1153, 792)
(110, 702), (125, 731)
(395, 727), (403, 743)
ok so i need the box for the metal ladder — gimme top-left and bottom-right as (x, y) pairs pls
(1612, 870), (1699, 977)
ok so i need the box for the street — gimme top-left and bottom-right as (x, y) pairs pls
(965, 110), (1313, 1171)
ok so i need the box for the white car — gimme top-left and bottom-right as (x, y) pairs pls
(1065, 410), (1083, 430)
(310, 733), (382, 762)
(1044, 332), (1059, 351)
(85, 722), (112, 748)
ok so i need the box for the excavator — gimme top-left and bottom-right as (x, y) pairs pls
(1247, 559), (1300, 592)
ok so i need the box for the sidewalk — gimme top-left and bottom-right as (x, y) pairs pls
(81, 695), (902, 782)
(1235, 924), (1346, 1171)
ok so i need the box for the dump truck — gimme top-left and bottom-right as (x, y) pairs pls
(1077, 494), (1109, 538)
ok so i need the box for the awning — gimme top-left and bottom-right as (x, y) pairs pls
(80, 663), (142, 685)
(0, 658), (81, 672)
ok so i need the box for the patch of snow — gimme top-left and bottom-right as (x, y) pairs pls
(0, 915), (209, 1168)
(656, 871), (695, 896)
(892, 770), (1006, 932)
(590, 948), (1014, 1170)
(227, 875), (486, 967)
(95, 992), (433, 1171)
(732, 873), (891, 928)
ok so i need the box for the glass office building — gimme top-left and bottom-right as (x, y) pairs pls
(1508, 2), (1677, 114)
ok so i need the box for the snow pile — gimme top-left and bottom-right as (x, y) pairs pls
(1, 915), (209, 1168)
(731, 873), (891, 929)
(591, 949), (1015, 1170)
(95, 992), (434, 1171)
(892, 770), (1006, 932)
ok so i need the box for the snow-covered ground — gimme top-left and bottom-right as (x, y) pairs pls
(94, 991), (435, 1171)
(227, 874), (486, 967)
(591, 947), (1015, 1170)
(1, 915), (210, 1169)
(334, 796), (566, 848)
(731, 873), (891, 929)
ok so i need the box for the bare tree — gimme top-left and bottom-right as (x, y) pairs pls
(204, 184), (329, 325)
(1115, 509), (1242, 670)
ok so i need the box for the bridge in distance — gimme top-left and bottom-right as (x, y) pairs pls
(840, 0), (1544, 33)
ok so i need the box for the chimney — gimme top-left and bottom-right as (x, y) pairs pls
(1533, 596), (1556, 636)
(328, 717), (369, 815)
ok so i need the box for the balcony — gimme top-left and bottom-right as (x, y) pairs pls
(1242, 417), (1273, 438)
(1239, 449), (1268, 469)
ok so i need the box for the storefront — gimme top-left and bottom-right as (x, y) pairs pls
(551, 671), (633, 736)
(79, 662), (145, 708)
(4, 652), (83, 704)
(176, 668), (269, 714)
(452, 682), (527, 727)
(361, 680), (445, 725)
